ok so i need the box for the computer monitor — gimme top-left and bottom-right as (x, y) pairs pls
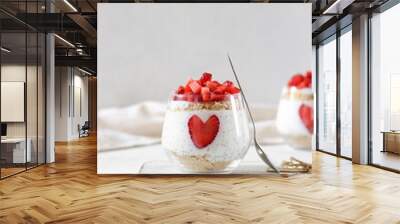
(1, 123), (7, 137)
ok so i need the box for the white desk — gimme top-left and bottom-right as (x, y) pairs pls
(1, 138), (31, 163)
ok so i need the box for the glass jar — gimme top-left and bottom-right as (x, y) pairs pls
(161, 93), (251, 173)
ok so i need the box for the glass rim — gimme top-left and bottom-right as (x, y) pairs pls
(171, 92), (242, 103)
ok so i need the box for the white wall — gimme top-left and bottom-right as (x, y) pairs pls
(1, 65), (26, 140)
(55, 67), (69, 141)
(98, 3), (312, 109)
(1, 65), (39, 138)
(55, 67), (89, 141)
(72, 73), (89, 138)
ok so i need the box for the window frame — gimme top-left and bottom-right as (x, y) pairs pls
(315, 24), (353, 161)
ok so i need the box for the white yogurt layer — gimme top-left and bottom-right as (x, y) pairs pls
(161, 106), (251, 163)
(276, 99), (313, 136)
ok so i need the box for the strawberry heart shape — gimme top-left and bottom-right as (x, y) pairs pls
(299, 104), (314, 134)
(188, 115), (220, 149)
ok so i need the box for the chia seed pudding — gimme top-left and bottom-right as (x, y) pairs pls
(161, 73), (251, 173)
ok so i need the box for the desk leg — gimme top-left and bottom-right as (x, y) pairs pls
(382, 133), (386, 153)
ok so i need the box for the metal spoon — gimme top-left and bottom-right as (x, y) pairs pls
(227, 54), (280, 174)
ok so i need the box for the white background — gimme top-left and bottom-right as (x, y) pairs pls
(98, 3), (311, 109)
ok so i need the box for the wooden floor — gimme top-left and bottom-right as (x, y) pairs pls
(373, 150), (400, 171)
(1, 167), (26, 178)
(1, 135), (400, 224)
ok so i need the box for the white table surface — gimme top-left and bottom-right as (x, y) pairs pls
(1, 137), (26, 143)
(98, 143), (311, 174)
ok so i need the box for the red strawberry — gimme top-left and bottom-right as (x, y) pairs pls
(176, 74), (240, 102)
(291, 74), (304, 87)
(176, 85), (185, 94)
(227, 86), (240, 94)
(299, 104), (313, 134)
(184, 85), (192, 94)
(297, 81), (307, 89)
(305, 70), (312, 80)
(206, 81), (219, 91)
(214, 85), (227, 94)
(223, 80), (234, 87)
(185, 78), (194, 86)
(210, 93), (225, 101)
(201, 87), (211, 102)
(188, 80), (202, 94)
(188, 115), (220, 149)
(186, 94), (202, 102)
(186, 94), (194, 102)
(213, 80), (221, 86)
(304, 76), (312, 86)
(305, 75), (311, 82)
(199, 72), (212, 85)
(173, 95), (187, 101)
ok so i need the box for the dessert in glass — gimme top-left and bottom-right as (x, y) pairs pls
(161, 73), (251, 173)
(276, 71), (314, 149)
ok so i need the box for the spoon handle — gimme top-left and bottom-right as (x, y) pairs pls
(227, 54), (279, 173)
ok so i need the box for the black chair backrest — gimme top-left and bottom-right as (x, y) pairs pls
(82, 121), (90, 129)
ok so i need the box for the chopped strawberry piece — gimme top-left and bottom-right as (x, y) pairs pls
(213, 80), (221, 86)
(199, 72), (212, 85)
(176, 85), (185, 94)
(205, 81), (219, 91)
(223, 80), (234, 87)
(214, 85), (227, 94)
(185, 78), (194, 86)
(173, 73), (240, 102)
(297, 81), (308, 89)
(184, 85), (192, 94)
(194, 94), (202, 102)
(305, 70), (312, 80)
(186, 94), (194, 102)
(227, 86), (240, 94)
(211, 93), (225, 101)
(186, 94), (202, 102)
(291, 74), (304, 87)
(188, 80), (202, 94)
(304, 76), (311, 85)
(173, 94), (187, 101)
(201, 87), (211, 102)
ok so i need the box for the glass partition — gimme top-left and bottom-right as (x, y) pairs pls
(38, 32), (45, 165)
(0, 31), (28, 177)
(339, 28), (352, 158)
(0, 1), (46, 179)
(370, 3), (400, 171)
(27, 31), (38, 169)
(317, 36), (337, 154)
